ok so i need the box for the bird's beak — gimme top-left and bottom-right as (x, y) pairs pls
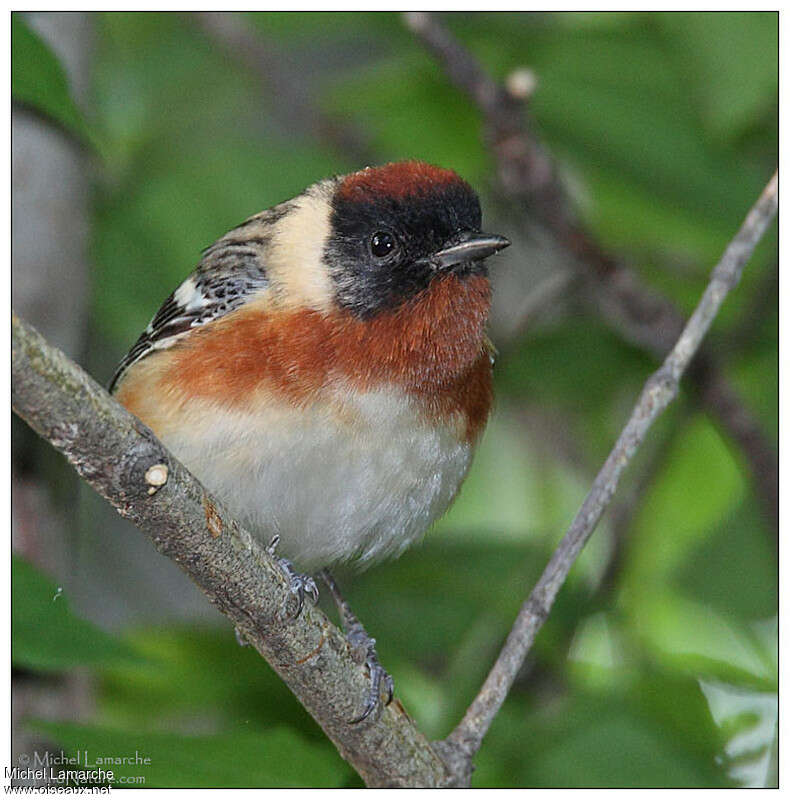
(430, 231), (510, 270)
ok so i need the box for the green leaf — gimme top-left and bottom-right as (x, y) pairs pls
(12, 13), (92, 143)
(12, 556), (143, 673)
(29, 722), (351, 788)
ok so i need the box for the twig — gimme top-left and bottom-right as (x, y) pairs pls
(440, 172), (777, 773)
(11, 313), (451, 788)
(405, 11), (778, 534)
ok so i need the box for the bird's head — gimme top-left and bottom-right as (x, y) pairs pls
(265, 161), (510, 317)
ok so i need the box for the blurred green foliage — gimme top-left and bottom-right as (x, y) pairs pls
(12, 11), (776, 788)
(12, 555), (142, 673)
(31, 722), (352, 788)
(11, 15), (93, 143)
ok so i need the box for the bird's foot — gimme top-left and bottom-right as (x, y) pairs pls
(320, 569), (394, 724)
(268, 535), (319, 619)
(347, 629), (394, 724)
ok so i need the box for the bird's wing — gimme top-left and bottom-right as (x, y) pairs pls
(108, 231), (271, 394)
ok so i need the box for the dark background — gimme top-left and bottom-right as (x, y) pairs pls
(12, 11), (777, 788)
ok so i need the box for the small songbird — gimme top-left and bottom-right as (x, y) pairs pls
(110, 160), (509, 720)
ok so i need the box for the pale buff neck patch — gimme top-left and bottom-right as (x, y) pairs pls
(265, 179), (338, 312)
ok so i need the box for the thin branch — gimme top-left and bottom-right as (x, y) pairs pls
(441, 172), (777, 769)
(11, 313), (451, 788)
(405, 11), (778, 534)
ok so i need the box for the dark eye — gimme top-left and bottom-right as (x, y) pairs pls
(370, 231), (397, 258)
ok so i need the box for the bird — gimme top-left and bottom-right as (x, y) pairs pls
(110, 160), (510, 721)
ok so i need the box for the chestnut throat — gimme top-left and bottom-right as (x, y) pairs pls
(152, 273), (493, 443)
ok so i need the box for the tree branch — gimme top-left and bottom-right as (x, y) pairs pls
(405, 11), (778, 534)
(439, 172), (777, 772)
(11, 313), (451, 788)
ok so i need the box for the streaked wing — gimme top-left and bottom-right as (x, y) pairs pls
(109, 234), (271, 393)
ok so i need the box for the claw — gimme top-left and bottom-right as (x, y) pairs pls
(269, 540), (318, 619)
(349, 642), (394, 724)
(286, 569), (319, 619)
(350, 697), (378, 725)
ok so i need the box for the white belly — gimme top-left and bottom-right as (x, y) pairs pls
(160, 387), (473, 570)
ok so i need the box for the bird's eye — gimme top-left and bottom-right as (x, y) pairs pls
(370, 231), (397, 258)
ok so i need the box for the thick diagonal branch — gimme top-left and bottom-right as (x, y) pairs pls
(405, 11), (777, 533)
(441, 172), (777, 772)
(11, 313), (451, 788)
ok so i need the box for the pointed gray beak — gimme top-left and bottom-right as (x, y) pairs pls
(430, 231), (510, 270)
